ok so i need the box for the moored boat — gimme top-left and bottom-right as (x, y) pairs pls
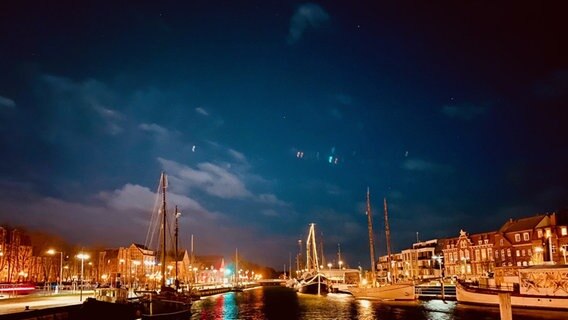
(456, 265), (568, 310)
(297, 273), (328, 294)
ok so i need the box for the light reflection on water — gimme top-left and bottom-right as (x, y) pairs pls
(192, 286), (568, 320)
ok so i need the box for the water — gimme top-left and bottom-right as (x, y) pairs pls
(191, 286), (568, 320)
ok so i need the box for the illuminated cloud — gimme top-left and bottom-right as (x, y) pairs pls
(195, 107), (209, 116)
(0, 95), (16, 108)
(139, 123), (170, 137)
(287, 3), (330, 44)
(158, 157), (253, 199)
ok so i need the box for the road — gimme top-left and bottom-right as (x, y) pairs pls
(0, 292), (92, 315)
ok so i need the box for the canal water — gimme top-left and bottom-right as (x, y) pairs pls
(191, 286), (568, 320)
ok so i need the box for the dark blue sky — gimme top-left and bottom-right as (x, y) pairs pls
(0, 1), (566, 268)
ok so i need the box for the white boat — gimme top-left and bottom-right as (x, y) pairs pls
(349, 282), (416, 300)
(295, 223), (329, 294)
(456, 265), (568, 310)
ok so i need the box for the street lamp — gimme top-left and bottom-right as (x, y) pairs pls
(561, 246), (567, 265)
(432, 255), (443, 278)
(327, 263), (332, 270)
(47, 249), (63, 292)
(338, 260), (343, 269)
(76, 253), (90, 301)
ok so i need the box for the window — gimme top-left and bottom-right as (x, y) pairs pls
(465, 250), (470, 259)
(495, 250), (499, 258)
(561, 227), (567, 236)
(538, 229), (543, 238)
(507, 249), (511, 257)
(516, 250), (520, 257)
(475, 249), (480, 260)
(461, 241), (467, 248)
(522, 249), (526, 256)
(501, 249), (505, 258)
(500, 239), (504, 246)
(481, 249), (487, 260)
(515, 234), (521, 242)
(546, 228), (551, 238)
(523, 233), (529, 241)
(517, 261), (522, 266)
(478, 240), (482, 245)
(484, 239), (489, 244)
(488, 248), (492, 260)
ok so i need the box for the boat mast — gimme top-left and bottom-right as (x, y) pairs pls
(366, 187), (376, 286)
(175, 206), (180, 288)
(160, 172), (167, 288)
(384, 198), (393, 283)
(306, 223), (320, 272)
(235, 248), (239, 286)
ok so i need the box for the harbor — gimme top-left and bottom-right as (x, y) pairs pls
(3, 285), (568, 320)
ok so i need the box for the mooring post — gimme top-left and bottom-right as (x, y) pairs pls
(498, 292), (512, 320)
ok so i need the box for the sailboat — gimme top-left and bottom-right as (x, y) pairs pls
(81, 172), (191, 319)
(348, 188), (416, 301)
(295, 223), (329, 294)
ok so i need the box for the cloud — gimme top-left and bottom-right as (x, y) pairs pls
(139, 123), (170, 137)
(287, 3), (330, 44)
(195, 107), (209, 116)
(158, 157), (252, 199)
(402, 158), (453, 173)
(0, 95), (16, 108)
(228, 148), (247, 163)
(40, 74), (123, 135)
(257, 193), (288, 206)
(441, 102), (487, 120)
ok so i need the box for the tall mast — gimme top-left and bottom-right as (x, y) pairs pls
(160, 172), (167, 288)
(384, 198), (393, 282)
(175, 206), (180, 287)
(235, 248), (239, 286)
(366, 187), (376, 286)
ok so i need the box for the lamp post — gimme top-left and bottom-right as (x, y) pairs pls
(76, 253), (90, 301)
(561, 246), (567, 265)
(327, 263), (332, 270)
(47, 249), (63, 293)
(338, 260), (343, 269)
(432, 255), (445, 299)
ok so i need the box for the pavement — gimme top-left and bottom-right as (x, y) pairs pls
(0, 292), (93, 315)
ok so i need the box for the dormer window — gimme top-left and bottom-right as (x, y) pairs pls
(538, 229), (543, 238)
(523, 232), (529, 241)
(500, 239), (504, 246)
(484, 239), (489, 244)
(515, 234), (521, 242)
(478, 240), (482, 245)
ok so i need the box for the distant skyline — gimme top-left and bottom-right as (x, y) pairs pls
(0, 1), (567, 268)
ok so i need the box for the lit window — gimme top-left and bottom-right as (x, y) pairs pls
(538, 229), (543, 238)
(516, 250), (520, 257)
(561, 227), (567, 236)
(515, 234), (521, 242)
(523, 233), (529, 241)
(522, 249), (526, 256)
(507, 249), (511, 257)
(484, 239), (489, 244)
(496, 250), (499, 258)
(478, 240), (482, 245)
(500, 239), (504, 246)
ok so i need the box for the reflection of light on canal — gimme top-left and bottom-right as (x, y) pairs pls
(421, 299), (456, 320)
(222, 292), (237, 320)
(356, 299), (375, 320)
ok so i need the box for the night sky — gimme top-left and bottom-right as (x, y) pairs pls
(1, 1), (567, 269)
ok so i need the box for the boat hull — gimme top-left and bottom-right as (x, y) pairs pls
(349, 283), (416, 301)
(456, 281), (568, 310)
(298, 282), (329, 294)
